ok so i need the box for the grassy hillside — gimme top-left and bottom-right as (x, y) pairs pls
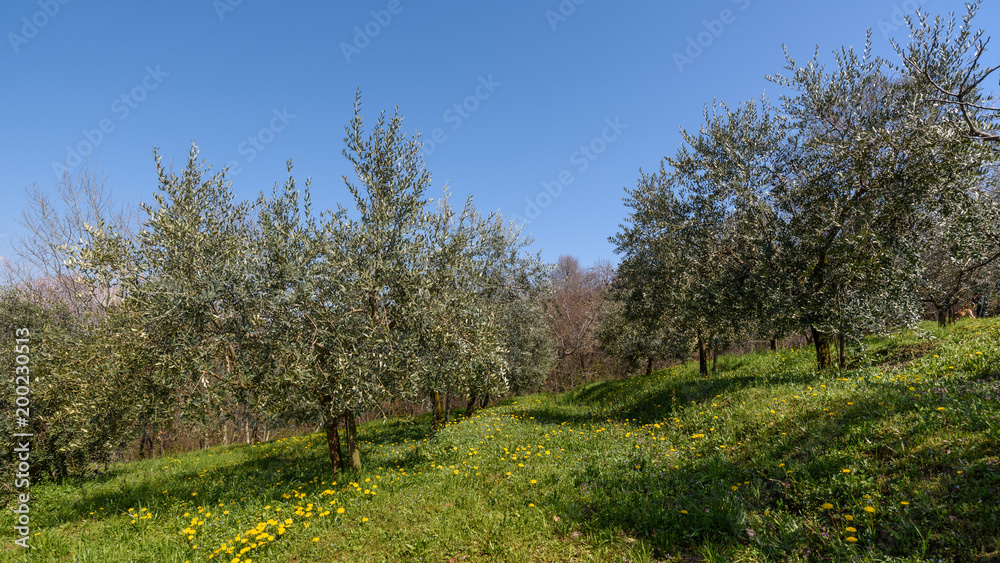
(2, 319), (999, 562)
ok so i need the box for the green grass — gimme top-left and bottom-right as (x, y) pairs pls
(3, 319), (999, 562)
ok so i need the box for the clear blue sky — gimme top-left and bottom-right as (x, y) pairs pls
(2, 0), (996, 270)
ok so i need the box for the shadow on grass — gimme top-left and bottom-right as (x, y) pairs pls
(557, 390), (1000, 561)
(850, 341), (937, 370)
(527, 371), (769, 427)
(28, 409), (500, 532)
(8, 409), (413, 529)
(555, 452), (780, 560)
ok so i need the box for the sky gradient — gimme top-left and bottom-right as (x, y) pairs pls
(2, 0), (997, 270)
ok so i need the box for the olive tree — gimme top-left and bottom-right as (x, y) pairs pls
(254, 95), (551, 470)
(67, 144), (274, 452)
(612, 99), (784, 376)
(413, 195), (509, 429)
(767, 37), (991, 368)
(414, 192), (551, 426)
(596, 285), (691, 376)
(0, 284), (149, 489)
(468, 214), (552, 403)
(250, 98), (432, 471)
(916, 178), (1000, 325)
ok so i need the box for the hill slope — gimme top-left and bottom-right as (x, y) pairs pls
(2, 320), (999, 562)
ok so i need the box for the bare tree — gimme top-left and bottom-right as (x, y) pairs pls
(543, 256), (615, 390)
(3, 166), (137, 314)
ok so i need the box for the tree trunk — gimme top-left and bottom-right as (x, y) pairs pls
(645, 357), (653, 376)
(466, 393), (478, 418)
(937, 306), (948, 328)
(250, 421), (260, 444)
(697, 329), (708, 377)
(139, 428), (153, 459)
(770, 338), (777, 352)
(811, 325), (833, 371)
(343, 411), (361, 473)
(431, 391), (444, 431)
(838, 332), (846, 369)
(323, 415), (343, 476)
(480, 394), (490, 409)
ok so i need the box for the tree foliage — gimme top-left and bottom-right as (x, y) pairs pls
(59, 93), (553, 476)
(609, 26), (996, 371)
(894, 0), (1000, 144)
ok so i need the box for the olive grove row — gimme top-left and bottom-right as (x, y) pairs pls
(1, 96), (554, 481)
(601, 5), (1000, 374)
